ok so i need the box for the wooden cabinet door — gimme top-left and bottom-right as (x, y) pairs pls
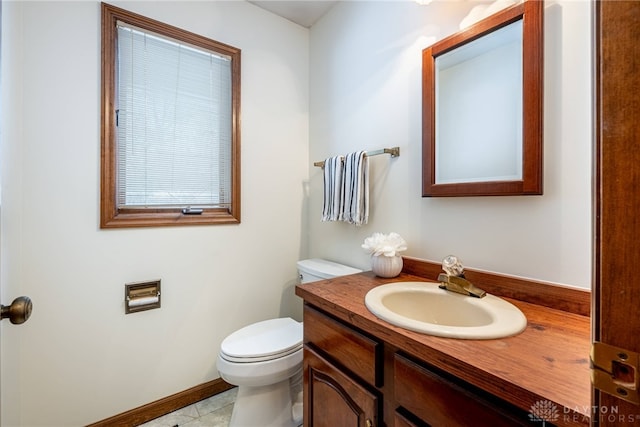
(304, 345), (379, 427)
(394, 354), (533, 427)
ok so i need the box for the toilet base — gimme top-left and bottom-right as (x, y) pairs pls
(230, 374), (302, 427)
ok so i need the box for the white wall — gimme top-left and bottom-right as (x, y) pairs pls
(0, 1), (309, 425)
(308, 0), (592, 289)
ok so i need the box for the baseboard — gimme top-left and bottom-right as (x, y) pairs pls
(86, 378), (234, 427)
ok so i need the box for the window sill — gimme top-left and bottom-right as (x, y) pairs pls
(100, 209), (240, 228)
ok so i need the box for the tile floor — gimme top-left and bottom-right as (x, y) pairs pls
(138, 387), (237, 427)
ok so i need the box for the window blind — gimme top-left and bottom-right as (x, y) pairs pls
(116, 23), (233, 208)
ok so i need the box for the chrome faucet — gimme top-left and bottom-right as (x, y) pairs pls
(438, 255), (486, 298)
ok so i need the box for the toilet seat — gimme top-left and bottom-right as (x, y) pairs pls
(220, 318), (302, 363)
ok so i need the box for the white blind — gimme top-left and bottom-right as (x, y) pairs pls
(116, 23), (232, 208)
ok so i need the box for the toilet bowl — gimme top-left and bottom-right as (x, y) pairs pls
(217, 259), (362, 427)
(218, 318), (303, 427)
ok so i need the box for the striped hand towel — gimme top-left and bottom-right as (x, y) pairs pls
(321, 155), (344, 222)
(341, 151), (369, 226)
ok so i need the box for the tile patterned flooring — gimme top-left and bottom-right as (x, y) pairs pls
(138, 387), (237, 427)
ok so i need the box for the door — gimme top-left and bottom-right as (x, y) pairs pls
(593, 1), (640, 425)
(0, 0), (34, 423)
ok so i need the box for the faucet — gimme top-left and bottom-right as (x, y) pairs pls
(437, 255), (486, 298)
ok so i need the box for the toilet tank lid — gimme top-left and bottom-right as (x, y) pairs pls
(297, 258), (362, 279)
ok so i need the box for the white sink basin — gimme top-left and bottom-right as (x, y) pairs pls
(364, 282), (527, 339)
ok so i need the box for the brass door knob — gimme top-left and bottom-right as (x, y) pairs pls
(1, 296), (32, 325)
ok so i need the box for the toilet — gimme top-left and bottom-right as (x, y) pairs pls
(217, 259), (362, 427)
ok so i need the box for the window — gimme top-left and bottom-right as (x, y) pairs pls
(101, 3), (241, 228)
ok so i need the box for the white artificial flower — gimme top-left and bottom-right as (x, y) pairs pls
(362, 232), (407, 257)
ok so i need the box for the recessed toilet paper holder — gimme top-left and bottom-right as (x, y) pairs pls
(125, 280), (161, 314)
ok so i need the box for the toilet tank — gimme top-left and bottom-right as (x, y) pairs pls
(297, 258), (362, 284)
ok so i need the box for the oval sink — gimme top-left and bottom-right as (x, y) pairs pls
(364, 282), (527, 339)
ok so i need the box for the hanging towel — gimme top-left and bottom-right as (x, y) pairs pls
(321, 155), (344, 222)
(341, 151), (369, 226)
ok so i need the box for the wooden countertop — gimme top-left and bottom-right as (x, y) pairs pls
(296, 271), (591, 427)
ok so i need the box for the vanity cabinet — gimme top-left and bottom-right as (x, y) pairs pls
(303, 304), (548, 427)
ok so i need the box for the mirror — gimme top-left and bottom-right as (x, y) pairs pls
(422, 0), (543, 196)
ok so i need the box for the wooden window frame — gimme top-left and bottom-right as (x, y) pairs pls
(100, 3), (241, 228)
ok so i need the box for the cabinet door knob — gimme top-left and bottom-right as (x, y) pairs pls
(366, 419), (373, 427)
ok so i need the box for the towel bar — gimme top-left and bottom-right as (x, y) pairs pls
(314, 147), (400, 168)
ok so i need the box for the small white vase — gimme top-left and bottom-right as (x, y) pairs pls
(371, 255), (403, 278)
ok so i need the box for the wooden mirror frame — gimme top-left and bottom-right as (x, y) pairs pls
(422, 0), (543, 197)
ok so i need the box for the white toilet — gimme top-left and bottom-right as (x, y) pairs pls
(217, 259), (362, 427)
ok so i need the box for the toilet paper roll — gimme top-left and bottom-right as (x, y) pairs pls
(128, 296), (159, 307)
